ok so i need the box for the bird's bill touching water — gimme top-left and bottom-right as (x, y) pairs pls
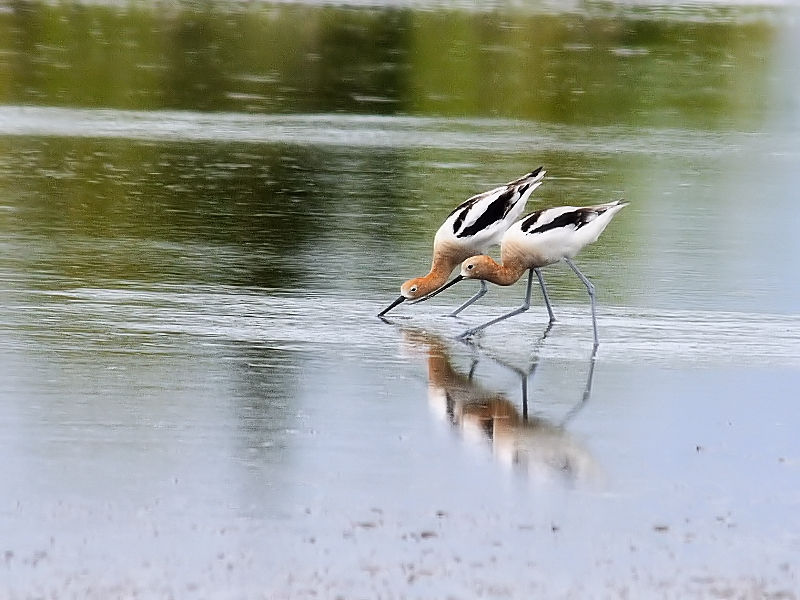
(412, 275), (465, 304)
(378, 294), (406, 316)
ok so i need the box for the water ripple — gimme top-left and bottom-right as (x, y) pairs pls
(9, 287), (800, 368)
(0, 105), (792, 158)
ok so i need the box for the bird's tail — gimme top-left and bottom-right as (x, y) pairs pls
(599, 199), (628, 212)
(507, 166), (546, 187)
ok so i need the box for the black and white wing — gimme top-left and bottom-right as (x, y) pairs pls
(519, 201), (626, 236)
(508, 200), (628, 263)
(436, 167), (546, 250)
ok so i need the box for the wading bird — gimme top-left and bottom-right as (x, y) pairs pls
(426, 200), (628, 346)
(378, 167), (546, 317)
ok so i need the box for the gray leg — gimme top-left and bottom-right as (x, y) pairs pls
(449, 279), (487, 317)
(458, 269), (535, 339)
(563, 258), (598, 350)
(534, 268), (556, 323)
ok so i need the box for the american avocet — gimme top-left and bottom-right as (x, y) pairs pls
(378, 167), (546, 317)
(428, 200), (628, 346)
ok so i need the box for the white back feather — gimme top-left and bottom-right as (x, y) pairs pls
(434, 170), (546, 252)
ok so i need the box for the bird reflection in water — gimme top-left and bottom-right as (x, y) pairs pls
(400, 327), (601, 486)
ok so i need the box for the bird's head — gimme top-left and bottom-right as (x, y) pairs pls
(378, 275), (444, 316)
(460, 255), (497, 280)
(400, 276), (439, 300)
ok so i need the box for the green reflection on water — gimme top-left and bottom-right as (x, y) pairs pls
(0, 1), (795, 310)
(1, 136), (416, 289)
(0, 2), (776, 128)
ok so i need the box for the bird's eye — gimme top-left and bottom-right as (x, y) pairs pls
(410, 286), (418, 293)
(467, 264), (474, 270)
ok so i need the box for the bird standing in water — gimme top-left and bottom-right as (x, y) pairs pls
(378, 167), (546, 317)
(427, 200), (628, 347)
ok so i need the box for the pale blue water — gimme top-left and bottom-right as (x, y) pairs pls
(1, 1), (800, 597)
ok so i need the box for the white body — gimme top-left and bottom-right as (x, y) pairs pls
(433, 169), (546, 255)
(501, 201), (627, 267)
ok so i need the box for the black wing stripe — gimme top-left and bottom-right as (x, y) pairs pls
(510, 183), (531, 214)
(507, 167), (544, 186)
(456, 188), (517, 238)
(520, 210), (544, 232)
(452, 204), (471, 234)
(447, 195), (478, 220)
(523, 207), (605, 235)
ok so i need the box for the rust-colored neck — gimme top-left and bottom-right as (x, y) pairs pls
(426, 255), (459, 288)
(417, 248), (464, 292)
(478, 256), (529, 286)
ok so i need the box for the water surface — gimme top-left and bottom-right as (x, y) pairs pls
(1, 1), (799, 597)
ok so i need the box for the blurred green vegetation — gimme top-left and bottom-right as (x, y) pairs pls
(0, 2), (775, 129)
(0, 135), (415, 289)
(0, 2), (789, 298)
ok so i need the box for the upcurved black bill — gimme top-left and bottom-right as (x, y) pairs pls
(378, 295), (406, 316)
(412, 275), (464, 304)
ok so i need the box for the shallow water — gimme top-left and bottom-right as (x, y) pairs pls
(2, 1), (800, 598)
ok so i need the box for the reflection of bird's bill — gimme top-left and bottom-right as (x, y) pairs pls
(378, 294), (406, 316)
(409, 275), (465, 304)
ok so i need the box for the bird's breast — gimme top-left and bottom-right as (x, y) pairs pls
(501, 237), (561, 268)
